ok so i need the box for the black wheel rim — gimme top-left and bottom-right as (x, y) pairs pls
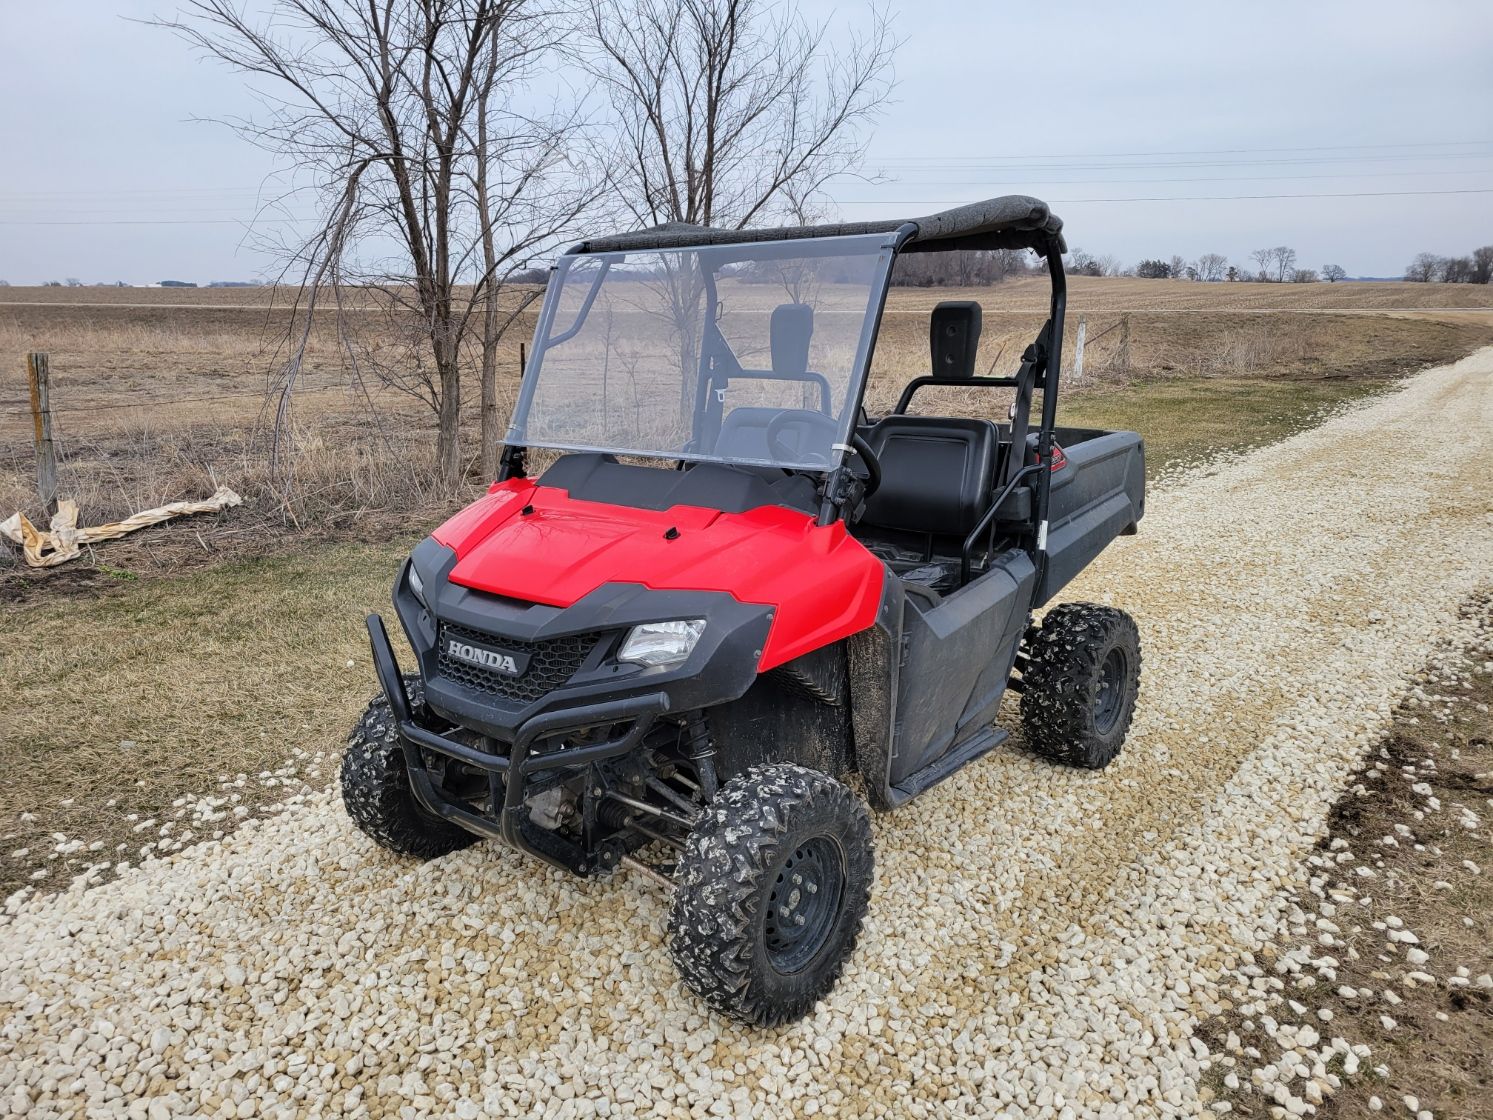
(763, 836), (845, 974)
(1094, 646), (1128, 734)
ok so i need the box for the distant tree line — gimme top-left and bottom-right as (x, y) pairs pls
(884, 243), (1365, 287)
(1404, 246), (1493, 284)
(889, 248), (1039, 287)
(1123, 246), (1345, 284)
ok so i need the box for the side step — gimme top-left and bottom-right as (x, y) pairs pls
(888, 725), (1009, 806)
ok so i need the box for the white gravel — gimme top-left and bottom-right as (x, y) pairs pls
(4, 349), (1493, 1119)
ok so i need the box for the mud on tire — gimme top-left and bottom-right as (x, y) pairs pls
(667, 763), (874, 1027)
(341, 675), (478, 859)
(1019, 602), (1141, 770)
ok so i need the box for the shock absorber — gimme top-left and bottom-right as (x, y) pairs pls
(681, 713), (718, 801)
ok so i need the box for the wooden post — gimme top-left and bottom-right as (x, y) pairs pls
(1115, 314), (1132, 372)
(1072, 315), (1087, 381)
(26, 352), (57, 517)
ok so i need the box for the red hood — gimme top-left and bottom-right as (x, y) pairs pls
(429, 480), (883, 669)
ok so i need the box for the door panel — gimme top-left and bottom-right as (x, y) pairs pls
(889, 551), (1036, 785)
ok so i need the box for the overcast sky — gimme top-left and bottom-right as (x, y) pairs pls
(2, 0), (1489, 284)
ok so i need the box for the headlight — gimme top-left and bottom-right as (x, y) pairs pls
(408, 565), (427, 609)
(617, 619), (706, 668)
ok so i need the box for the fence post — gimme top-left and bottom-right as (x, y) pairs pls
(1115, 314), (1131, 372)
(26, 352), (58, 517)
(1072, 315), (1087, 381)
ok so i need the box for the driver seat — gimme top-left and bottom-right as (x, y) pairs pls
(856, 417), (998, 591)
(854, 300), (998, 591)
(860, 417), (998, 538)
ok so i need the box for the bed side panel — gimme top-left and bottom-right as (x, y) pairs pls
(1037, 430), (1144, 605)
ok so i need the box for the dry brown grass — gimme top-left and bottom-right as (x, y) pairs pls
(0, 538), (414, 897)
(2, 276), (1489, 577)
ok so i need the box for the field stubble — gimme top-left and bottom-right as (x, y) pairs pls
(2, 277), (1490, 546)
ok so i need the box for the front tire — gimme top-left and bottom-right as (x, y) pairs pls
(668, 764), (874, 1026)
(341, 675), (478, 859)
(1019, 602), (1141, 769)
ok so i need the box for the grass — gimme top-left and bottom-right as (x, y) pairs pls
(1057, 376), (1393, 478)
(0, 537), (414, 897)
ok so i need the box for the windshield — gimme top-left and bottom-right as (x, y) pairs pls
(510, 232), (895, 471)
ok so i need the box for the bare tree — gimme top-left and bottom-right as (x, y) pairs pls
(1250, 248), (1274, 281)
(1472, 246), (1493, 285)
(1441, 256), (1474, 283)
(1270, 246), (1297, 283)
(1168, 255), (1189, 280)
(1321, 264), (1347, 283)
(1095, 253), (1121, 277)
(890, 249), (1029, 287)
(1197, 252), (1227, 282)
(579, 0), (895, 231)
(161, 0), (595, 489)
(1292, 268), (1318, 283)
(1067, 247), (1104, 276)
(1404, 252), (1441, 282)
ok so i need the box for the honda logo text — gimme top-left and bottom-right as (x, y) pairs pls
(446, 640), (523, 675)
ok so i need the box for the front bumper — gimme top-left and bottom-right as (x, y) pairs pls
(367, 614), (669, 873)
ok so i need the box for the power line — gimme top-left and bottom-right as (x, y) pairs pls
(2, 139), (1490, 200)
(864, 168), (1493, 189)
(6, 183), (1492, 228)
(13, 165), (1493, 221)
(866, 139), (1493, 162)
(0, 217), (319, 227)
(859, 153), (1493, 175)
(837, 187), (1493, 204)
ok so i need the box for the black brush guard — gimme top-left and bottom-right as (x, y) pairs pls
(366, 614), (669, 874)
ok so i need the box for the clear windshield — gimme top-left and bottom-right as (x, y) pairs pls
(510, 232), (895, 471)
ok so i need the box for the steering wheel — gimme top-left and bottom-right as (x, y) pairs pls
(764, 410), (840, 467)
(850, 433), (882, 498)
(763, 410), (881, 498)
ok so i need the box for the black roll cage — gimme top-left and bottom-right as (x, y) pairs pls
(500, 223), (1069, 590)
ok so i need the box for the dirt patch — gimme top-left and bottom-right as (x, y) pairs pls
(1199, 594), (1493, 1119)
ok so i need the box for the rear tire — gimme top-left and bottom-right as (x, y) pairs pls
(341, 675), (478, 859)
(668, 764), (873, 1026)
(1019, 602), (1141, 770)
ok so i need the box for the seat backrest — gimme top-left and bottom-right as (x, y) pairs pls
(771, 303), (814, 376)
(859, 416), (997, 537)
(930, 301), (982, 379)
(714, 406), (781, 461)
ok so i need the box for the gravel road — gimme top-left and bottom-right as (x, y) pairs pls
(4, 349), (1492, 1120)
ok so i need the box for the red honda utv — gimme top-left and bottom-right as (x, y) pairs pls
(345, 195), (1145, 1025)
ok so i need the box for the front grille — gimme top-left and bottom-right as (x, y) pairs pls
(437, 621), (605, 704)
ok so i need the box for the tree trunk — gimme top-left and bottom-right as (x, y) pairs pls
(480, 323), (500, 481)
(436, 348), (463, 487)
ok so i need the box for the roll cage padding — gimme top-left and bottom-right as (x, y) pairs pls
(573, 194), (1066, 256)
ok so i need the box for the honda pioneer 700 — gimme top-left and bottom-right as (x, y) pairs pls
(344, 195), (1145, 1025)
